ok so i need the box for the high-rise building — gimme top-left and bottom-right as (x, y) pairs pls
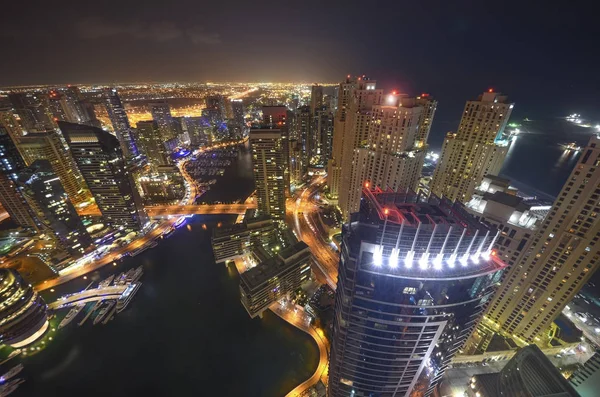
(230, 99), (245, 130)
(134, 121), (172, 171)
(181, 117), (211, 147)
(0, 125), (37, 229)
(339, 90), (434, 221)
(48, 86), (94, 125)
(570, 350), (600, 397)
(250, 129), (286, 221)
(262, 106), (292, 193)
(104, 88), (139, 159)
(205, 95), (226, 122)
(328, 186), (506, 397)
(297, 105), (312, 171)
(59, 122), (147, 232)
(149, 101), (178, 141)
(16, 130), (93, 208)
(415, 94), (437, 146)
(480, 135), (600, 347)
(18, 160), (92, 256)
(466, 345), (580, 397)
(328, 76), (367, 200)
(239, 241), (311, 318)
(0, 269), (49, 347)
(289, 139), (304, 187)
(8, 92), (55, 133)
(430, 90), (514, 203)
(310, 85), (324, 114)
(311, 106), (334, 168)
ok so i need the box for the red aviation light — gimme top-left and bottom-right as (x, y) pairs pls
(488, 88), (493, 93)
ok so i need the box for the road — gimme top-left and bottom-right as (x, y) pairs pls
(288, 177), (339, 289)
(270, 301), (328, 397)
(564, 301), (600, 347)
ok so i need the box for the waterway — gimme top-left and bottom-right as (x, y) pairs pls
(13, 144), (319, 397)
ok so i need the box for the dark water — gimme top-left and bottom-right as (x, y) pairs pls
(13, 145), (319, 397)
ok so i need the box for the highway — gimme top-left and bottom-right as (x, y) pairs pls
(270, 301), (328, 397)
(288, 177), (339, 289)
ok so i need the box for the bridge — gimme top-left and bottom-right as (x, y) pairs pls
(146, 203), (257, 218)
(48, 285), (129, 309)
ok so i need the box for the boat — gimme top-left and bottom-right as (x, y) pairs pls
(560, 142), (581, 151)
(126, 266), (143, 284)
(0, 378), (25, 397)
(174, 217), (186, 228)
(93, 301), (116, 325)
(117, 269), (134, 286)
(116, 282), (142, 313)
(164, 228), (175, 239)
(58, 304), (85, 329)
(98, 274), (115, 288)
(0, 364), (23, 383)
(113, 272), (125, 285)
(0, 351), (21, 367)
(78, 301), (103, 326)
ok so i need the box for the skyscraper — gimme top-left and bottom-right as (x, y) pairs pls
(0, 125), (37, 229)
(342, 94), (433, 219)
(328, 186), (505, 397)
(430, 90), (514, 203)
(311, 106), (334, 168)
(230, 99), (245, 130)
(297, 105), (312, 171)
(149, 101), (178, 141)
(18, 160), (92, 257)
(59, 122), (147, 232)
(104, 88), (139, 159)
(327, 76), (367, 200)
(310, 85), (324, 114)
(135, 121), (173, 171)
(205, 95), (226, 122)
(262, 106), (291, 192)
(480, 135), (600, 347)
(180, 116), (211, 147)
(8, 92), (56, 133)
(16, 130), (93, 208)
(250, 129), (286, 221)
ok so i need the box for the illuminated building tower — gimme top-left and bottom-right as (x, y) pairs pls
(467, 345), (580, 397)
(48, 86), (94, 125)
(149, 101), (178, 141)
(59, 122), (147, 232)
(430, 90), (514, 203)
(0, 269), (49, 347)
(17, 160), (92, 257)
(0, 125), (38, 229)
(297, 106), (312, 171)
(414, 94), (437, 146)
(480, 135), (600, 347)
(240, 241), (311, 318)
(311, 106), (334, 168)
(250, 129), (286, 221)
(230, 99), (245, 129)
(205, 95), (226, 122)
(181, 117), (211, 147)
(8, 92), (56, 133)
(16, 130), (93, 208)
(289, 139), (304, 187)
(0, 107), (27, 144)
(328, 186), (506, 397)
(135, 121), (173, 171)
(262, 106), (291, 193)
(328, 76), (364, 200)
(343, 94), (432, 219)
(310, 85), (324, 114)
(104, 88), (139, 159)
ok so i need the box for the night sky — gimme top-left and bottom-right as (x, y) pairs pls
(1, 0), (598, 142)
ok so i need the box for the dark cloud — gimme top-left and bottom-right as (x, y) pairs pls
(75, 17), (219, 44)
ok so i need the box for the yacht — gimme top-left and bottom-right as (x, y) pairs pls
(93, 301), (116, 325)
(561, 142), (581, 151)
(0, 378), (25, 397)
(58, 304), (85, 329)
(116, 282), (142, 313)
(98, 274), (115, 288)
(0, 364), (23, 383)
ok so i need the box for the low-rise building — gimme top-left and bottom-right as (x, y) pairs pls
(211, 212), (278, 264)
(570, 351), (600, 397)
(239, 241), (311, 318)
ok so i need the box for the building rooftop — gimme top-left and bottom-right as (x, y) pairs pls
(240, 242), (310, 291)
